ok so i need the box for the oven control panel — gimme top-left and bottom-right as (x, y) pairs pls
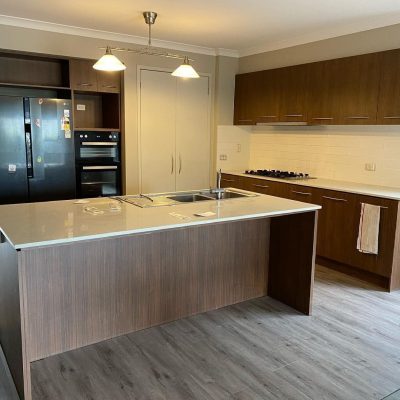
(75, 131), (119, 143)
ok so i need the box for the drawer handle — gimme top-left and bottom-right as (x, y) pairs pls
(323, 195), (347, 202)
(238, 119), (253, 122)
(345, 116), (369, 119)
(222, 178), (235, 182)
(284, 114), (303, 117)
(360, 202), (388, 209)
(292, 190), (311, 196)
(78, 83), (93, 86)
(102, 85), (117, 88)
(312, 117), (333, 120)
(253, 184), (269, 188)
(257, 115), (277, 118)
(383, 116), (400, 119)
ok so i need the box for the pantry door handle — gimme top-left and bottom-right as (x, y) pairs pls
(171, 155), (174, 174)
(179, 154), (182, 174)
(322, 195), (347, 202)
(292, 190), (311, 196)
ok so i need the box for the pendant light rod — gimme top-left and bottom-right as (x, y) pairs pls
(98, 46), (194, 61)
(143, 11), (157, 47)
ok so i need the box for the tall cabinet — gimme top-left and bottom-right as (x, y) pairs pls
(139, 69), (210, 194)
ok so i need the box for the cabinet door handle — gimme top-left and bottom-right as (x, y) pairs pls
(292, 190), (311, 196)
(284, 114), (303, 117)
(171, 155), (174, 174)
(322, 195), (347, 202)
(179, 154), (182, 174)
(77, 83), (93, 86)
(253, 184), (269, 188)
(383, 116), (400, 119)
(345, 116), (369, 119)
(222, 178), (235, 182)
(312, 117), (333, 120)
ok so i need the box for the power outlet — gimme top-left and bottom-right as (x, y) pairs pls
(219, 154), (228, 161)
(365, 163), (376, 172)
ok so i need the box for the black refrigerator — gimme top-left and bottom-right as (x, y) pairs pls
(0, 96), (76, 204)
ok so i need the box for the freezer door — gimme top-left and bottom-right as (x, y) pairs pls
(0, 96), (29, 204)
(28, 98), (76, 202)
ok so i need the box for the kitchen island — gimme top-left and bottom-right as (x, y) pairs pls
(0, 189), (320, 400)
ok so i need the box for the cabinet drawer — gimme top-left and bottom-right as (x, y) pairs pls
(244, 177), (289, 197)
(220, 174), (246, 190)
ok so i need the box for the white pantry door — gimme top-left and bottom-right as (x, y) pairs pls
(175, 76), (210, 191)
(140, 70), (176, 194)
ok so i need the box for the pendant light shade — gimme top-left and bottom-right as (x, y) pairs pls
(172, 57), (200, 79)
(93, 47), (126, 71)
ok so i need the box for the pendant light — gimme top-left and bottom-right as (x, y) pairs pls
(172, 56), (200, 79)
(93, 11), (199, 78)
(93, 46), (126, 71)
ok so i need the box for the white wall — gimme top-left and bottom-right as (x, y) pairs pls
(216, 126), (250, 171)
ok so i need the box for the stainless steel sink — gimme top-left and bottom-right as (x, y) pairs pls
(167, 194), (213, 203)
(205, 191), (249, 200)
(114, 189), (257, 208)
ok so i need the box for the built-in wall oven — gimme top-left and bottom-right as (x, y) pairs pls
(75, 131), (121, 198)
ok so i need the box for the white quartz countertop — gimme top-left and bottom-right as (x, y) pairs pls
(0, 190), (320, 250)
(227, 172), (400, 201)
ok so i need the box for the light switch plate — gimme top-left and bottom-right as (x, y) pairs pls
(219, 154), (227, 161)
(76, 104), (86, 111)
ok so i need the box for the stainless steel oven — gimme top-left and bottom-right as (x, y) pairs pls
(75, 131), (121, 198)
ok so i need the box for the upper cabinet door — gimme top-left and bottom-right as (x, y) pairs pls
(70, 59), (98, 92)
(336, 53), (380, 124)
(233, 73), (257, 125)
(97, 71), (121, 93)
(278, 64), (309, 123)
(377, 49), (400, 124)
(308, 60), (342, 124)
(253, 69), (281, 124)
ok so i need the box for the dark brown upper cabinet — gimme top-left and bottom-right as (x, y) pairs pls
(377, 49), (400, 124)
(308, 59), (342, 124)
(70, 59), (98, 92)
(97, 71), (121, 93)
(253, 69), (281, 124)
(234, 50), (384, 126)
(277, 64), (309, 123)
(335, 53), (380, 124)
(233, 73), (257, 125)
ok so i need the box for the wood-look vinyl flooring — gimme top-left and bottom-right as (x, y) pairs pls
(23, 266), (400, 399)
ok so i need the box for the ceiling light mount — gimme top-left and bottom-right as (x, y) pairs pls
(94, 11), (199, 78)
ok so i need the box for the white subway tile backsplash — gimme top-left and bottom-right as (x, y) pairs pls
(217, 125), (400, 188)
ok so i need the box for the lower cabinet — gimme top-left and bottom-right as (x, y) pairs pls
(222, 173), (400, 288)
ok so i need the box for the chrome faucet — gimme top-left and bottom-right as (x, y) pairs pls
(217, 168), (222, 190)
(211, 169), (225, 199)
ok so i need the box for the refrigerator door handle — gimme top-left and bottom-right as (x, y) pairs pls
(25, 131), (33, 178)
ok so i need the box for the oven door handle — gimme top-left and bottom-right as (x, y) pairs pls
(81, 142), (118, 146)
(82, 166), (118, 170)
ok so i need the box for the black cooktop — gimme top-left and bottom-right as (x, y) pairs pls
(245, 169), (311, 180)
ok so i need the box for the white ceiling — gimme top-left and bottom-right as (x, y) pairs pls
(1, 0), (400, 56)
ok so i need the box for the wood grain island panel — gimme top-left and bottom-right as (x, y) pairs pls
(0, 211), (317, 400)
